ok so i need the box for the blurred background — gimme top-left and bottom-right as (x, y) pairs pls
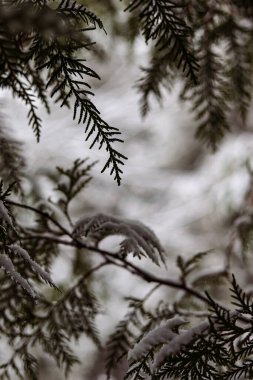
(2, 3), (253, 378)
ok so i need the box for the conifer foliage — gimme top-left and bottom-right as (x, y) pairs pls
(125, 0), (253, 148)
(0, 0), (126, 184)
(125, 0), (199, 117)
(0, 1), (253, 380)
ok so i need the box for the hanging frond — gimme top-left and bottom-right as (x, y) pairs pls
(183, 35), (230, 150)
(40, 53), (127, 185)
(12, 77), (42, 141)
(125, 0), (199, 83)
(125, 0), (199, 117)
(137, 54), (176, 117)
(224, 18), (253, 124)
(0, 0), (127, 184)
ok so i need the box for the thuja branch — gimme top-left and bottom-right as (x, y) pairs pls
(43, 53), (127, 185)
(18, 231), (211, 306)
(0, 260), (109, 375)
(5, 199), (214, 306)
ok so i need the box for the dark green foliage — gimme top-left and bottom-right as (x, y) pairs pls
(0, 164), (253, 380)
(40, 52), (127, 185)
(230, 274), (253, 315)
(1, 1), (253, 379)
(124, 0), (198, 82)
(123, 0), (253, 148)
(137, 53), (176, 117)
(224, 18), (253, 124)
(0, 0), (127, 184)
(0, 162), (104, 378)
(2, 0), (253, 172)
(189, 42), (230, 150)
(0, 239), (101, 379)
(124, 0), (199, 116)
(124, 277), (253, 380)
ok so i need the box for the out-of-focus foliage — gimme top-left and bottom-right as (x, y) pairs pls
(124, 0), (253, 149)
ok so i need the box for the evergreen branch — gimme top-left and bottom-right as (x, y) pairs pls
(23, 352), (38, 380)
(235, 343), (253, 361)
(0, 35), (42, 140)
(0, 261), (107, 379)
(0, 0), (127, 183)
(42, 53), (127, 185)
(8, 244), (56, 288)
(183, 32), (230, 150)
(125, 351), (153, 380)
(27, 64), (51, 114)
(206, 292), (239, 333)
(11, 77), (42, 142)
(51, 280), (101, 346)
(125, 0), (199, 89)
(224, 18), (252, 124)
(137, 54), (175, 117)
(1, 196), (214, 309)
(9, 226), (211, 307)
(230, 274), (253, 315)
(57, 0), (104, 30)
(223, 360), (253, 380)
(39, 328), (80, 376)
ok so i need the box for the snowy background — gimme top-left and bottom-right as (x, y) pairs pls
(2, 37), (253, 379)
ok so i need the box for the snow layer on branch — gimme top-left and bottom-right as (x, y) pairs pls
(73, 213), (166, 266)
(128, 317), (186, 362)
(9, 244), (55, 287)
(0, 200), (13, 227)
(0, 253), (36, 298)
(153, 320), (209, 369)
